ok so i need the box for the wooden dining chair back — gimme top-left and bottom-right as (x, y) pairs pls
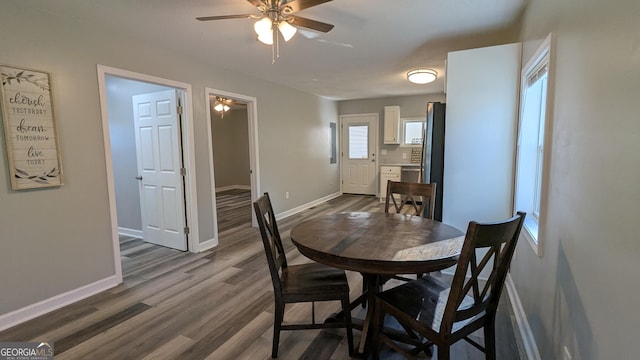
(253, 193), (354, 358)
(385, 180), (437, 219)
(381, 180), (438, 283)
(373, 212), (526, 360)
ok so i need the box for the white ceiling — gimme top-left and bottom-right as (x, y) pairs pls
(31, 0), (527, 100)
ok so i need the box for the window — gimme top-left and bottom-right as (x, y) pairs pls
(401, 118), (426, 147)
(514, 34), (552, 256)
(348, 125), (369, 159)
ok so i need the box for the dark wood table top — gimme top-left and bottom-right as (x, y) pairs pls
(290, 211), (465, 275)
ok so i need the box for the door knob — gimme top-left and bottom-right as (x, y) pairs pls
(135, 176), (143, 181)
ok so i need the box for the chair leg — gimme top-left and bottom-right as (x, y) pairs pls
(484, 321), (497, 360)
(361, 275), (368, 308)
(272, 302), (284, 358)
(341, 296), (354, 356)
(371, 300), (383, 360)
(437, 345), (450, 360)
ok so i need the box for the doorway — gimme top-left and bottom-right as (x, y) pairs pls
(97, 65), (200, 283)
(205, 88), (260, 247)
(340, 113), (379, 195)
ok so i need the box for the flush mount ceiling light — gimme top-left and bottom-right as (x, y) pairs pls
(407, 69), (438, 84)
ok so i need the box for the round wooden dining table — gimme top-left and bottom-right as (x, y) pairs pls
(290, 211), (465, 354)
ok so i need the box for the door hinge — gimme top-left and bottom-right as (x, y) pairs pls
(177, 105), (183, 115)
(180, 168), (186, 176)
(184, 226), (190, 235)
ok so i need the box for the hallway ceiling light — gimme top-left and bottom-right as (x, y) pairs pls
(214, 97), (231, 119)
(407, 69), (438, 84)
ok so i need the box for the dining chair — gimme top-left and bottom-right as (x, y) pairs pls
(385, 180), (437, 281)
(253, 193), (354, 358)
(372, 212), (526, 360)
(385, 180), (436, 219)
(361, 181), (439, 307)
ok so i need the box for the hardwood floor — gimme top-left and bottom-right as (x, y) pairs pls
(0, 192), (525, 359)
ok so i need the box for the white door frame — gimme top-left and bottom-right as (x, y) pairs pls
(205, 87), (260, 249)
(339, 113), (379, 195)
(97, 65), (200, 284)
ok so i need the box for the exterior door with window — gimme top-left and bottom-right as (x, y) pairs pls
(341, 114), (378, 195)
(132, 90), (188, 251)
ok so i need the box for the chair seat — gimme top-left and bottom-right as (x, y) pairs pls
(377, 275), (477, 333)
(282, 262), (350, 299)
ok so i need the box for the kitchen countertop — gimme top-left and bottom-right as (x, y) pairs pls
(380, 163), (421, 167)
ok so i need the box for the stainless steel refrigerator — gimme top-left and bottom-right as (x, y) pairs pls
(419, 102), (446, 221)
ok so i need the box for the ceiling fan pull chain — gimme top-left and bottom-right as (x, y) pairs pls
(272, 20), (277, 63)
(276, 21), (281, 60)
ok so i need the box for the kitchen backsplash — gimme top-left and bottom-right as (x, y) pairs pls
(380, 144), (421, 164)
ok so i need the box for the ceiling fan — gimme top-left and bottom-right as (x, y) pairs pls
(197, 0), (335, 62)
(211, 96), (249, 119)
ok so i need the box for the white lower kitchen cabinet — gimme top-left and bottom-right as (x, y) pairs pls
(380, 166), (401, 202)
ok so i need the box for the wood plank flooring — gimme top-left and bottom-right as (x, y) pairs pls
(0, 191), (525, 359)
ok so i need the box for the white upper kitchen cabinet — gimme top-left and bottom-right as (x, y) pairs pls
(383, 106), (400, 144)
(443, 43), (522, 232)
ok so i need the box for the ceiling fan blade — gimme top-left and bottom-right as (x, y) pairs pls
(196, 14), (256, 21)
(281, 0), (333, 14)
(289, 15), (334, 33)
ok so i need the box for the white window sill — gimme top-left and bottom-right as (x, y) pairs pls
(522, 216), (543, 257)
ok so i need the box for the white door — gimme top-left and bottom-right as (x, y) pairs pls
(341, 114), (378, 195)
(132, 90), (188, 251)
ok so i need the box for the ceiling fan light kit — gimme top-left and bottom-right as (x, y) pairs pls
(254, 17), (273, 38)
(278, 20), (297, 41)
(407, 69), (438, 84)
(214, 103), (230, 112)
(197, 0), (335, 63)
(214, 97), (232, 119)
(254, 18), (297, 45)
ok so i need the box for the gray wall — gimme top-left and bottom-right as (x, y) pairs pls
(106, 76), (173, 232)
(211, 107), (251, 190)
(0, 2), (340, 316)
(338, 94), (446, 164)
(443, 43), (520, 231)
(512, 0), (640, 358)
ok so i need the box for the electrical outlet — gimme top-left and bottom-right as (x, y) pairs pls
(562, 346), (572, 360)
(285, 191), (289, 199)
(402, 152), (407, 159)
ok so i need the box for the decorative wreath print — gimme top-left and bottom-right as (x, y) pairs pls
(14, 167), (60, 184)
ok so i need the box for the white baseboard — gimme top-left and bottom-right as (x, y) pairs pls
(118, 227), (143, 238)
(505, 274), (541, 360)
(215, 185), (251, 193)
(0, 275), (120, 332)
(276, 192), (342, 220)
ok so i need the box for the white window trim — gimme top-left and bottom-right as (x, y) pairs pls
(400, 117), (426, 148)
(516, 33), (554, 258)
